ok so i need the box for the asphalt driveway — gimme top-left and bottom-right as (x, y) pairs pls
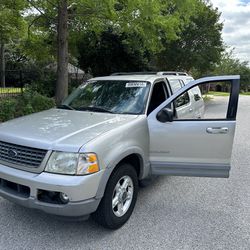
(0, 96), (249, 250)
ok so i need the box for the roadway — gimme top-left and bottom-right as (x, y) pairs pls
(0, 96), (249, 250)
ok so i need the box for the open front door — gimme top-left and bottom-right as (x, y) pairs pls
(148, 75), (240, 178)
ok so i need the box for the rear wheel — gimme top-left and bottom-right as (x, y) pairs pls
(92, 163), (138, 229)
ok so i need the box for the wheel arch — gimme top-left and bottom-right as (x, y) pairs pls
(95, 150), (147, 199)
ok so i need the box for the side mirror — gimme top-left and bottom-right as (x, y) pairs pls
(156, 108), (174, 123)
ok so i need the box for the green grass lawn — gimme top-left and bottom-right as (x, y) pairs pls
(207, 91), (250, 96)
(0, 87), (23, 94)
(207, 91), (230, 96)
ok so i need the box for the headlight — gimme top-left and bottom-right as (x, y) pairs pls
(45, 152), (99, 175)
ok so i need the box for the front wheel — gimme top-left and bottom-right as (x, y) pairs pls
(92, 163), (138, 229)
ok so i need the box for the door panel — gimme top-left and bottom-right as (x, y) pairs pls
(149, 120), (235, 177)
(147, 75), (240, 178)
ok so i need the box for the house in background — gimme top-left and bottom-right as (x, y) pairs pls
(45, 63), (86, 82)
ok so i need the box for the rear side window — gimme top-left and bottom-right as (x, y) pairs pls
(192, 86), (202, 102)
(174, 92), (190, 108)
(169, 79), (182, 93)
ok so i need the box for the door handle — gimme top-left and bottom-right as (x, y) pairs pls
(189, 108), (193, 112)
(206, 127), (229, 134)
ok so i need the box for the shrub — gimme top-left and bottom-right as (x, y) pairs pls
(0, 90), (56, 123)
(28, 71), (56, 97)
(0, 99), (17, 122)
(30, 93), (56, 113)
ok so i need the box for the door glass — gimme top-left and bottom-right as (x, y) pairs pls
(173, 81), (231, 120)
(174, 92), (190, 108)
(168, 79), (182, 93)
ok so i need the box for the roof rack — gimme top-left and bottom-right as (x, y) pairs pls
(111, 72), (157, 76)
(157, 71), (188, 76)
(110, 71), (189, 76)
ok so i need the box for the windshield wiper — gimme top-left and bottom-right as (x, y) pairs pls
(120, 112), (138, 115)
(57, 104), (75, 110)
(77, 106), (114, 113)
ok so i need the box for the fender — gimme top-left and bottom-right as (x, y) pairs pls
(95, 147), (150, 199)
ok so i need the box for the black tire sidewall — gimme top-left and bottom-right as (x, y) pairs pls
(102, 163), (138, 229)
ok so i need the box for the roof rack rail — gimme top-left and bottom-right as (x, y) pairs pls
(110, 71), (189, 76)
(156, 71), (188, 76)
(111, 72), (157, 76)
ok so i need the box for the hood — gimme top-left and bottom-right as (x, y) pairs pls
(0, 109), (138, 152)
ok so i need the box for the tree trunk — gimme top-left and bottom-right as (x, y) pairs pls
(56, 0), (68, 105)
(0, 43), (5, 88)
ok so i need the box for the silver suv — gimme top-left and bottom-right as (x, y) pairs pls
(0, 72), (240, 229)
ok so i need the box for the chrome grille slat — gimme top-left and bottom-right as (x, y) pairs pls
(0, 141), (47, 167)
(0, 148), (44, 157)
(0, 144), (44, 154)
(0, 155), (41, 166)
(0, 151), (44, 161)
(1, 153), (42, 163)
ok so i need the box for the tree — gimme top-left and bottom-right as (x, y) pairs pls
(74, 0), (199, 76)
(155, 1), (224, 75)
(56, 0), (68, 105)
(0, 0), (26, 87)
(25, 0), (197, 103)
(211, 49), (250, 91)
(77, 30), (151, 76)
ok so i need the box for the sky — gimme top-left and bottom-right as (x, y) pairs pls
(211, 0), (250, 62)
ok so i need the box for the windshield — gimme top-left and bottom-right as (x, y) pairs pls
(61, 80), (151, 114)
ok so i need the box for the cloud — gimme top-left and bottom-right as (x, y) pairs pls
(211, 0), (250, 62)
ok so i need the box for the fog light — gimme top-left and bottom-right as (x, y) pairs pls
(60, 192), (69, 204)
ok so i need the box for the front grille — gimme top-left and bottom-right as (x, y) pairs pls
(0, 141), (47, 167)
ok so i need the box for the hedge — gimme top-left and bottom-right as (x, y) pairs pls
(0, 90), (55, 123)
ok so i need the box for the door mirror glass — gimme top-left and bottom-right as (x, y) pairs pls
(157, 108), (174, 123)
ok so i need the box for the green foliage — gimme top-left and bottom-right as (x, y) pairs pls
(109, 0), (197, 53)
(3, 0), (241, 93)
(16, 89), (55, 115)
(19, 32), (55, 63)
(27, 70), (57, 97)
(24, 0), (198, 66)
(0, 0), (27, 42)
(0, 99), (16, 122)
(73, 0), (226, 76)
(241, 92), (250, 95)
(77, 30), (151, 76)
(207, 91), (230, 96)
(155, 1), (224, 74)
(211, 50), (249, 75)
(210, 50), (250, 92)
(0, 90), (55, 122)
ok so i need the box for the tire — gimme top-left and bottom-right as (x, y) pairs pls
(92, 163), (138, 229)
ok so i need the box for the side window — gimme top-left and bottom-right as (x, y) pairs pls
(174, 92), (190, 108)
(192, 86), (202, 101)
(168, 79), (182, 93)
(173, 81), (232, 120)
(147, 82), (169, 115)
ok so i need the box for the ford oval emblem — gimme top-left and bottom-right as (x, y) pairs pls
(8, 149), (18, 158)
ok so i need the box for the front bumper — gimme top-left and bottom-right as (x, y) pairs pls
(0, 163), (103, 217)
